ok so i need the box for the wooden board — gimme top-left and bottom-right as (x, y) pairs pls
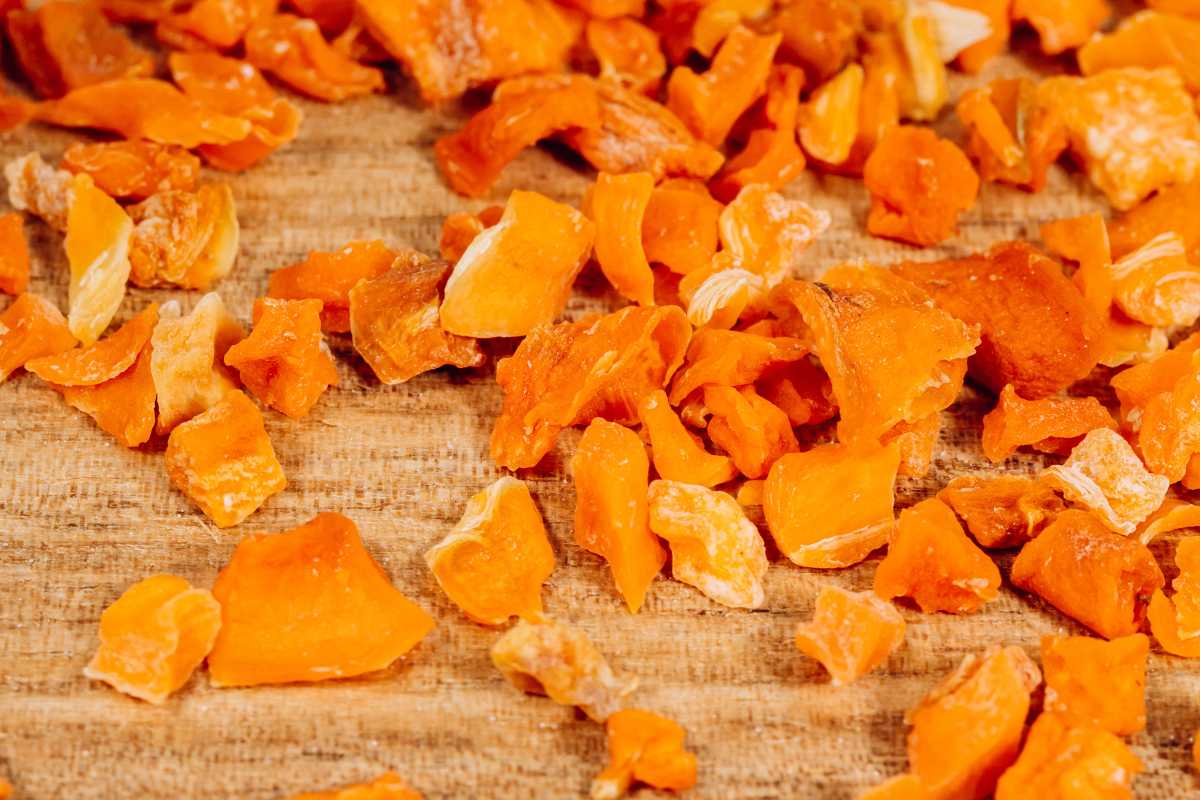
(1, 51), (1198, 800)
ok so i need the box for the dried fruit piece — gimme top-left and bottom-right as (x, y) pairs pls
(703, 385), (797, 479)
(0, 293), (77, 382)
(55, 342), (157, 448)
(956, 77), (1067, 193)
(769, 0), (860, 82)
(1109, 232), (1200, 327)
(1124, 350), (1200, 481)
(993, 713), (1142, 800)
(798, 63), (862, 168)
(1011, 509), (1164, 639)
(151, 293), (245, 434)
(839, 30), (902, 176)
(5, 152), (72, 232)
(938, 475), (1064, 549)
(491, 617), (637, 722)
(795, 586), (905, 686)
(942, 0), (1009, 73)
(61, 141), (199, 202)
(83, 575), (220, 704)
(244, 14), (383, 102)
(705, 184), (830, 289)
(64, 174), (133, 345)
(1146, 538), (1200, 657)
(1134, 496), (1200, 545)
(1011, 0), (1110, 55)
(208, 512), (434, 686)
(1079, 10), (1200, 93)
(286, 772), (422, 800)
(638, 390), (737, 488)
(712, 65), (806, 201)
(1109, 180), (1200, 262)
(883, 413), (941, 479)
(1041, 212), (1114, 322)
(586, 172), (656, 307)
(641, 179), (720, 276)
(267, 240), (394, 333)
(0, 213), (29, 296)
(591, 709), (696, 800)
(856, 775), (929, 800)
(127, 184), (240, 290)
(26, 304), (157, 387)
(586, 17), (665, 95)
(688, 0), (770, 58)
(438, 206), (502, 263)
(1041, 633), (1149, 736)
(756, 357), (837, 428)
(981, 386), (1115, 462)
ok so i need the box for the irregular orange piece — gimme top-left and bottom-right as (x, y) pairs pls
(61, 141), (198, 202)
(669, 329), (807, 407)
(208, 512), (434, 686)
(1109, 181), (1200, 262)
(712, 64), (806, 201)
(1147, 537), (1200, 656)
(585, 172), (656, 306)
(491, 616), (637, 722)
(64, 174), (133, 345)
(1041, 633), (1149, 736)
(638, 390), (737, 488)
(285, 0), (353, 32)
(993, 713), (1142, 800)
(491, 306), (690, 470)
(763, 442), (900, 568)
(647, 479), (767, 609)
(798, 63), (862, 169)
(96, 0), (184, 22)
(641, 179), (721, 276)
(856, 775), (929, 800)
(863, 125), (979, 247)
(55, 341), (157, 448)
(1134, 496), (1200, 545)
(687, 0), (770, 59)
(438, 205), (502, 264)
(894, 6), (947, 122)
(26, 304), (157, 387)
(942, 0), (1009, 73)
(267, 240), (395, 333)
(1149, 0), (1200, 15)
(906, 646), (1042, 800)
(4, 151), (73, 232)
(956, 77), (1067, 193)
(591, 709), (697, 800)
(350, 251), (484, 384)
(1011, 509), (1164, 639)
(838, 30), (901, 176)
(1041, 212), (1114, 329)
(0, 213), (28, 296)
(151, 293), (245, 434)
(1109, 232), (1200, 328)
(703, 384), (797, 479)
(287, 772), (422, 800)
(425, 476), (554, 626)
(768, 0), (860, 82)
(1079, 10), (1200, 93)
(559, 0), (642, 17)
(127, 184), (240, 290)
(883, 413), (940, 479)
(0, 293), (77, 382)
(795, 586), (905, 686)
(756, 357), (837, 428)
(586, 17), (665, 95)
(938, 475), (1064, 549)
(1111, 333), (1200, 454)
(156, 0), (275, 51)
(83, 574), (220, 704)
(245, 13), (383, 102)
(1012, 0), (1110, 55)
(980, 385), (1115, 463)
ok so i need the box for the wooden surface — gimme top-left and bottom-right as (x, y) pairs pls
(1, 49), (1198, 800)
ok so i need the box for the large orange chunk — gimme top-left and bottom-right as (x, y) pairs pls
(1109, 232), (1200, 328)
(1147, 537), (1200, 657)
(585, 17), (665, 96)
(795, 586), (905, 686)
(491, 306), (690, 469)
(1011, 509), (1164, 639)
(572, 420), (665, 614)
(286, 772), (422, 800)
(956, 77), (1067, 193)
(993, 713), (1142, 800)
(641, 179), (721, 276)
(0, 213), (28, 296)
(638, 390), (736, 488)
(763, 441), (898, 568)
(61, 141), (200, 202)
(63, 174), (133, 345)
(151, 293), (245, 434)
(981, 385), (1115, 463)
(0, 293), (77, 382)
(668, 328), (808, 406)
(83, 575), (220, 704)
(26, 304), (157, 387)
(1109, 181), (1200, 262)
(491, 617), (637, 722)
(244, 14), (382, 102)
(647, 479), (768, 609)
(127, 184), (240, 290)
(1041, 634), (1149, 736)
(702, 385), (797, 479)
(425, 477), (554, 626)
(591, 709), (696, 799)
(1079, 11), (1200, 93)
(713, 64), (806, 201)
(267, 240), (394, 333)
(208, 512), (433, 686)
(906, 646), (1042, 800)
(938, 475), (1064, 549)
(874, 498), (1001, 615)
(586, 172), (656, 307)
(1011, 0), (1110, 54)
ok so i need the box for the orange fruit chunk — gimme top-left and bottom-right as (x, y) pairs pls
(63, 173), (133, 345)
(1150, 0), (1200, 14)
(980, 385), (1115, 463)
(712, 64), (806, 201)
(1109, 180), (1200, 262)
(1041, 633), (1149, 736)
(559, 0), (642, 17)
(208, 512), (433, 686)
(894, 7), (947, 122)
(4, 152), (73, 232)
(151, 293), (245, 434)
(267, 240), (395, 333)
(798, 63), (862, 169)
(1108, 232), (1200, 327)
(83, 574), (220, 704)
(883, 414), (939, 479)
(572, 420), (666, 614)
(1011, 0), (1110, 54)
(703, 384), (797, 479)
(1147, 537), (1200, 656)
(638, 390), (737, 488)
(1133, 352), (1200, 483)
(767, 0), (859, 82)
(837, 30), (901, 177)
(127, 184), (240, 290)
(906, 646), (1042, 800)
(0, 212), (29, 296)
(863, 125), (979, 247)
(585, 17), (666, 96)
(26, 304), (157, 387)
(0, 293), (77, 382)
(438, 205), (502, 264)
(96, 0), (182, 22)
(156, 0), (274, 51)
(491, 305), (690, 469)
(490, 616), (637, 722)
(1109, 331), (1200, 420)
(591, 709), (697, 800)
(55, 340), (157, 448)
(937, 475), (1064, 549)
(244, 13), (384, 102)
(440, 190), (594, 337)
(224, 298), (338, 419)
(856, 775), (929, 800)
(641, 179), (721, 276)
(941, 0), (1008, 73)
(1134, 496), (1200, 545)
(286, 0), (355, 32)
(687, 0), (770, 59)
(1079, 10), (1200, 93)
(61, 141), (199, 202)
(1040, 212), (1116, 339)
(286, 772), (422, 800)
(756, 356), (837, 428)
(425, 476), (554, 626)
(874, 498), (1001, 615)
(956, 77), (1067, 193)
(349, 251), (484, 384)
(585, 172), (656, 307)
(993, 713), (1142, 800)
(669, 329), (807, 407)
(795, 586), (905, 686)
(1011, 509), (1164, 639)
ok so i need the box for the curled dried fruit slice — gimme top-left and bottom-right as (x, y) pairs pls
(1041, 634), (1148, 736)
(993, 713), (1142, 800)
(798, 63), (862, 168)
(151, 293), (245, 434)
(981, 386), (1115, 463)
(286, 772), (422, 800)
(956, 77), (1067, 193)
(703, 385), (797, 479)
(64, 174), (132, 345)
(156, 0), (275, 51)
(128, 184), (240, 290)
(1109, 232), (1200, 327)
(1011, 0), (1110, 55)
(0, 213), (29, 296)
(491, 617), (637, 722)
(586, 172), (656, 307)
(55, 341), (157, 448)
(938, 475), (1064, 549)
(1078, 10), (1200, 93)
(245, 14), (384, 102)
(0, 293), (77, 382)
(768, 0), (860, 82)
(208, 512), (434, 686)
(712, 64), (806, 201)
(638, 390), (737, 488)
(795, 586), (905, 686)
(267, 240), (395, 333)
(641, 179), (720, 276)
(1134, 496), (1200, 545)
(1011, 509), (1164, 639)
(647, 479), (767, 609)
(591, 709), (697, 800)
(586, 17), (665, 95)
(426, 476), (554, 626)
(1109, 180), (1200, 262)
(26, 304), (157, 387)
(83, 574), (220, 704)
(61, 141), (199, 201)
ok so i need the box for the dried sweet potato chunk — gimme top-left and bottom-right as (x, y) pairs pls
(1147, 537), (1200, 657)
(127, 184), (240, 290)
(712, 65), (806, 201)
(1011, 509), (1164, 638)
(267, 240), (395, 333)
(151, 293), (245, 434)
(938, 475), (1064, 549)
(1041, 633), (1149, 736)
(1012, 0), (1109, 54)
(763, 442), (899, 568)
(208, 512), (434, 686)
(638, 390), (736, 488)
(244, 14), (383, 102)
(55, 342), (157, 448)
(287, 773), (422, 800)
(83, 574), (220, 704)
(425, 476), (554, 626)
(61, 141), (198, 203)
(26, 304), (157, 387)
(156, 0), (275, 51)
(981, 386), (1115, 463)
(1109, 181), (1200, 262)
(702, 385), (797, 479)
(795, 586), (905, 686)
(1109, 232), (1200, 328)
(1079, 11), (1200, 93)
(586, 17), (665, 96)
(647, 479), (767, 609)
(798, 64), (862, 169)
(0, 213), (28, 296)
(586, 172), (656, 307)
(491, 617), (637, 722)
(956, 77), (1067, 193)
(641, 179), (720, 276)
(591, 709), (696, 800)
(64, 174), (133, 345)
(993, 713), (1142, 800)
(0, 293), (76, 382)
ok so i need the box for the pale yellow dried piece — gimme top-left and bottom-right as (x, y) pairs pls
(900, 6), (948, 121)
(5, 152), (72, 232)
(919, 0), (993, 62)
(64, 174), (132, 344)
(685, 266), (764, 329)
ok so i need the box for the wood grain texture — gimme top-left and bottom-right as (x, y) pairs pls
(1, 49), (1198, 800)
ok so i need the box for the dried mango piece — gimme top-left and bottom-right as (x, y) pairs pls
(64, 174), (132, 345)
(426, 477), (554, 626)
(586, 172), (656, 307)
(906, 646), (1041, 800)
(798, 64), (862, 168)
(993, 713), (1142, 800)
(438, 206), (502, 263)
(83, 574), (220, 704)
(0, 293), (76, 382)
(1109, 232), (1200, 328)
(156, 0), (275, 51)
(863, 125), (978, 247)
(1011, 509), (1164, 638)
(646, 479), (767, 609)
(151, 293), (245, 434)
(208, 512), (434, 686)
(856, 775), (929, 800)
(795, 586), (905, 686)
(586, 17), (665, 95)
(1041, 634), (1148, 736)
(245, 14), (383, 102)
(1147, 537), (1200, 656)
(942, 0), (1008, 73)
(573, 420), (665, 614)
(127, 184), (240, 290)
(1109, 181), (1200, 262)
(61, 141), (198, 202)
(642, 179), (720, 276)
(638, 390), (736, 488)
(938, 475), (1063, 549)
(956, 77), (1067, 193)
(286, 772), (422, 800)
(710, 184), (830, 289)
(756, 357), (837, 428)
(591, 709), (696, 800)
(980, 386), (1115, 463)
(26, 304), (157, 387)
(763, 442), (900, 568)
(350, 251), (484, 384)
(0, 213), (28, 296)
(712, 65), (806, 201)
(883, 413), (941, 479)
(56, 342), (157, 448)
(1011, 0), (1110, 55)
(1134, 496), (1200, 545)
(267, 240), (394, 333)
(1079, 10), (1200, 93)
(702, 385), (797, 479)
(491, 617), (637, 722)
(491, 306), (690, 470)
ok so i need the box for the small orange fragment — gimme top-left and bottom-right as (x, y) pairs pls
(1079, 10), (1200, 93)
(586, 172), (656, 307)
(756, 356), (837, 428)
(938, 475), (1064, 549)
(668, 329), (807, 407)
(1109, 180), (1200, 262)
(993, 713), (1142, 800)
(638, 390), (737, 488)
(83, 574), (220, 704)
(956, 77), (1067, 193)
(267, 240), (395, 333)
(702, 384), (797, 479)
(1041, 633), (1149, 736)
(438, 205), (502, 264)
(795, 586), (905, 686)
(1011, 0), (1110, 55)
(712, 64), (806, 201)
(586, 17), (666, 95)
(5, 151), (73, 232)
(641, 179), (721, 276)
(64, 174), (133, 345)
(26, 304), (157, 387)
(61, 141), (200, 202)
(687, 0), (770, 59)
(1110, 332), (1200, 422)
(0, 293), (77, 382)
(1147, 537), (1200, 657)
(0, 213), (29, 296)
(1133, 353), (1200, 483)
(942, 0), (1009, 73)
(1109, 232), (1200, 328)
(208, 512), (434, 686)
(591, 709), (697, 800)
(798, 63), (863, 168)
(127, 184), (240, 290)
(769, 0), (860, 82)
(980, 385), (1115, 463)
(894, 6), (948, 122)
(244, 14), (384, 102)
(286, 772), (422, 800)
(839, 31), (901, 176)
(1134, 496), (1200, 545)
(856, 775), (929, 800)
(155, 0), (275, 51)
(55, 341), (157, 448)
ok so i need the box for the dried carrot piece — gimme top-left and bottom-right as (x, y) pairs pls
(267, 240), (395, 333)
(0, 293), (77, 382)
(1109, 181), (1200, 261)
(768, 0), (860, 81)
(795, 586), (905, 686)
(586, 172), (656, 307)
(1147, 537), (1200, 657)
(798, 64), (862, 168)
(1079, 10), (1200, 93)
(586, 17), (665, 95)
(61, 141), (199, 202)
(638, 390), (737, 488)
(591, 709), (696, 800)
(993, 713), (1142, 800)
(641, 179), (721, 275)
(156, 0), (275, 51)
(127, 184), (240, 290)
(1041, 633), (1149, 736)
(1109, 232), (1200, 328)
(956, 78), (1067, 193)
(980, 386), (1115, 463)
(245, 14), (384, 102)
(703, 384), (797, 479)
(0, 213), (28, 296)
(63, 174), (133, 345)
(286, 772), (422, 800)
(938, 475), (1064, 549)
(712, 65), (806, 201)
(1011, 0), (1110, 55)
(26, 304), (157, 387)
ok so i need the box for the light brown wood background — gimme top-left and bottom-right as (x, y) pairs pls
(1, 42), (1198, 800)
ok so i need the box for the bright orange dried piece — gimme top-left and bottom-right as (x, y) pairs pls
(1149, 0), (1200, 15)
(285, 0), (353, 32)
(26, 304), (157, 387)
(586, 172), (656, 307)
(64, 174), (133, 345)
(712, 65), (806, 201)
(856, 775), (929, 800)
(1011, 509), (1164, 639)
(707, 183), (830, 289)
(798, 64), (862, 169)
(1147, 537), (1200, 657)
(426, 476), (554, 626)
(4, 150), (72, 234)
(641, 179), (721, 275)
(883, 413), (940, 479)
(981, 385), (1115, 463)
(1079, 11), (1200, 93)
(267, 240), (395, 333)
(573, 420), (666, 614)
(839, 30), (901, 176)
(1012, 0), (1110, 54)
(647, 479), (768, 609)
(638, 390), (737, 488)
(956, 77), (1067, 193)
(895, 6), (947, 122)
(83, 574), (220, 704)
(0, 213), (28, 296)
(795, 586), (905, 686)
(702, 385), (797, 479)
(0, 293), (76, 382)
(491, 616), (637, 722)
(61, 141), (199, 203)
(55, 341), (157, 448)
(938, 475), (1064, 549)
(208, 512), (434, 686)
(287, 772), (422, 800)
(906, 646), (1041, 800)
(1041, 212), (1114, 324)
(863, 125), (979, 247)
(127, 184), (240, 290)
(1134, 496), (1200, 545)
(993, 713), (1142, 800)
(591, 709), (696, 800)
(586, 17), (665, 96)
(763, 442), (900, 568)
(1041, 633), (1149, 736)
(156, 0), (275, 51)
(350, 251), (484, 384)
(438, 205), (502, 263)
(769, 0), (860, 82)
(1109, 181), (1200, 262)
(245, 14), (384, 102)
(1109, 232), (1200, 327)
(1128, 352), (1200, 482)
(686, 0), (770, 58)
(756, 357), (837, 428)
(941, 0), (1008, 73)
